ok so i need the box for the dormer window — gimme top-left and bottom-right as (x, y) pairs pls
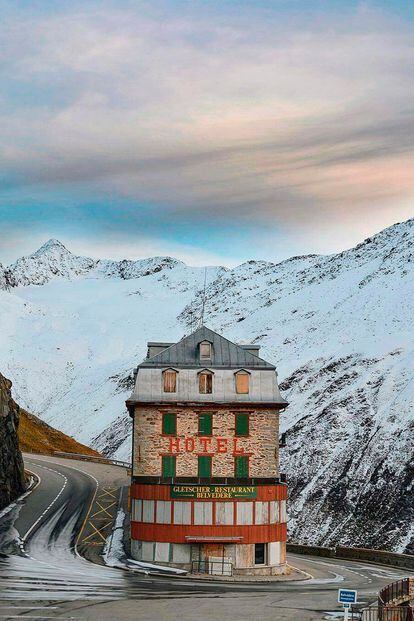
(199, 341), (212, 360)
(162, 369), (177, 393)
(235, 370), (250, 394)
(198, 369), (213, 394)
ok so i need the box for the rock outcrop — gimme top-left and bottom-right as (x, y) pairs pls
(0, 374), (25, 511)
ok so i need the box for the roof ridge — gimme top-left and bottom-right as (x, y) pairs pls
(139, 325), (275, 369)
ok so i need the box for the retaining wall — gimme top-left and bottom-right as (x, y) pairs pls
(287, 543), (414, 570)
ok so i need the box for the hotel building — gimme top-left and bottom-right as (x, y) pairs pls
(126, 326), (288, 575)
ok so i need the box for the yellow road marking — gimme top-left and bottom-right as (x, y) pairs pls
(81, 520), (113, 543)
(90, 500), (117, 519)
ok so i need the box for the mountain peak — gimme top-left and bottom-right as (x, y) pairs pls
(34, 239), (69, 255)
(5, 239), (96, 287)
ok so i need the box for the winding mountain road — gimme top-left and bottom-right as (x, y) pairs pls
(0, 455), (412, 621)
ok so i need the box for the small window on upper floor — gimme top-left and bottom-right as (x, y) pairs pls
(199, 341), (212, 360)
(199, 371), (213, 394)
(163, 369), (177, 393)
(235, 370), (250, 394)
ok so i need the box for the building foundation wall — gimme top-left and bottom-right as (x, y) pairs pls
(130, 539), (287, 575)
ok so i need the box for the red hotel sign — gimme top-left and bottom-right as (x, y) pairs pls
(167, 437), (248, 455)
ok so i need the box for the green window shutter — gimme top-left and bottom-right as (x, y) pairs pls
(162, 455), (176, 477)
(162, 412), (177, 435)
(235, 413), (249, 436)
(198, 413), (212, 435)
(198, 456), (212, 478)
(235, 455), (249, 478)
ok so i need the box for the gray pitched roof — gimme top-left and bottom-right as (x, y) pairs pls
(139, 326), (275, 370)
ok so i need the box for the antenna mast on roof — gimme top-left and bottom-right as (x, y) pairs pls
(188, 309), (194, 333)
(200, 267), (208, 327)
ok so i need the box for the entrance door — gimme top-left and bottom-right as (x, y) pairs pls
(254, 543), (266, 565)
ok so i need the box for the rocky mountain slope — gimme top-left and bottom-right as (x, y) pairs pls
(0, 374), (25, 511)
(18, 409), (101, 457)
(0, 218), (413, 552)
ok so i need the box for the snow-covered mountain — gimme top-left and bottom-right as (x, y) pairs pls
(0, 220), (413, 553)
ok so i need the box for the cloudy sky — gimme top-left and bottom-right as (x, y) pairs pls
(1, 0), (414, 266)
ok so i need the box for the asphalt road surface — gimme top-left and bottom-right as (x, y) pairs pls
(0, 455), (412, 621)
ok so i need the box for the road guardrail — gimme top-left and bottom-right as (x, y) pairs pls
(287, 543), (414, 570)
(53, 451), (131, 469)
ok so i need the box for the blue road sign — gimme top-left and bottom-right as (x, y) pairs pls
(338, 589), (357, 604)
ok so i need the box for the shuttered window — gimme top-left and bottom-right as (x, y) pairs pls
(156, 501), (172, 524)
(132, 499), (142, 521)
(198, 412), (213, 435)
(235, 413), (249, 436)
(142, 500), (155, 523)
(270, 500), (279, 524)
(194, 502), (213, 525)
(199, 372), (213, 394)
(255, 501), (269, 525)
(235, 371), (250, 394)
(162, 455), (176, 477)
(200, 342), (212, 359)
(215, 502), (234, 525)
(236, 501), (253, 525)
(162, 412), (176, 435)
(163, 370), (177, 393)
(198, 455), (212, 478)
(280, 500), (287, 522)
(234, 455), (249, 478)
(173, 501), (191, 525)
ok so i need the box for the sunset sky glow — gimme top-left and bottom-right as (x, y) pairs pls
(1, 0), (414, 265)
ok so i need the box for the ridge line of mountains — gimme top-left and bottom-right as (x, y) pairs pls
(1, 217), (413, 553)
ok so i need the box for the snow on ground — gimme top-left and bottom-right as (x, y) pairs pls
(103, 509), (186, 575)
(1, 219), (414, 551)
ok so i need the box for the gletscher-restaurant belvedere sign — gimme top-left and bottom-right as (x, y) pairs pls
(171, 485), (257, 499)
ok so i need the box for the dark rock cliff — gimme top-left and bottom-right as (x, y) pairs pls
(0, 373), (25, 511)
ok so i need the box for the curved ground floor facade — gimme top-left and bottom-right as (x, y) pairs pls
(130, 482), (288, 575)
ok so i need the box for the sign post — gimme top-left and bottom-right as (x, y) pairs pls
(338, 589), (357, 620)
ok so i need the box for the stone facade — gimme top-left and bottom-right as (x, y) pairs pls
(132, 405), (279, 478)
(0, 373), (25, 511)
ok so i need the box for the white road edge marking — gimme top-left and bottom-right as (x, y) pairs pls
(21, 464), (68, 541)
(0, 468), (41, 521)
(25, 457), (100, 565)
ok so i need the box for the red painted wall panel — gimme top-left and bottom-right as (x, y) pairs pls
(131, 521), (287, 544)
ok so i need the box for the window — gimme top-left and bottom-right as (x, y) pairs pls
(162, 455), (176, 477)
(215, 502), (234, 525)
(142, 500), (155, 523)
(255, 543), (266, 565)
(280, 500), (287, 522)
(154, 542), (170, 562)
(198, 412), (213, 435)
(236, 501), (253, 525)
(198, 455), (212, 478)
(235, 370), (250, 394)
(132, 499), (142, 521)
(163, 369), (177, 393)
(235, 412), (249, 436)
(156, 501), (172, 524)
(173, 501), (191, 525)
(255, 501), (269, 525)
(162, 412), (177, 435)
(234, 455), (249, 478)
(200, 341), (212, 359)
(199, 372), (213, 394)
(270, 500), (279, 524)
(194, 502), (213, 525)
